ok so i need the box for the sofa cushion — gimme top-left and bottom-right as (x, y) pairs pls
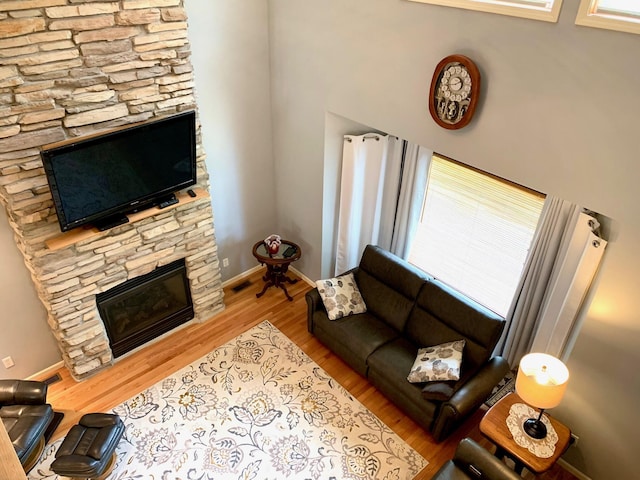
(311, 310), (400, 377)
(407, 340), (465, 383)
(315, 273), (367, 320)
(366, 337), (438, 431)
(355, 245), (430, 331)
(405, 280), (505, 372)
(420, 363), (480, 401)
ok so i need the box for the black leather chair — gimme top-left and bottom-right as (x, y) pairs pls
(0, 379), (54, 471)
(432, 438), (522, 480)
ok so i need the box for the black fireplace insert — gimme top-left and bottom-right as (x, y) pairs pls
(97, 258), (194, 358)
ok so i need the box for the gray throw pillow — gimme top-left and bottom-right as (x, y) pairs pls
(407, 340), (465, 383)
(315, 272), (367, 320)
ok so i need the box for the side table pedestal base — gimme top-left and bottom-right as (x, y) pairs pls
(252, 240), (301, 302)
(256, 264), (298, 301)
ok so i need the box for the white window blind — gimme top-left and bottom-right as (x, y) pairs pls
(576, 0), (640, 34)
(406, 0), (563, 22)
(408, 155), (545, 317)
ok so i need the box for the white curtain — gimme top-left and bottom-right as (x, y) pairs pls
(531, 210), (607, 359)
(389, 143), (432, 259)
(334, 134), (403, 274)
(500, 197), (607, 366)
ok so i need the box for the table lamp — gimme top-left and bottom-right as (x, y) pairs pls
(515, 353), (569, 439)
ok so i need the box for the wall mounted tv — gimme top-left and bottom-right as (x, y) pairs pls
(41, 110), (197, 232)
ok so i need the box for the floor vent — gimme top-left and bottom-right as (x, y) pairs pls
(231, 280), (252, 292)
(43, 373), (62, 385)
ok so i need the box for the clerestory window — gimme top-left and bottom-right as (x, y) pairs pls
(406, 0), (564, 23)
(575, 0), (640, 35)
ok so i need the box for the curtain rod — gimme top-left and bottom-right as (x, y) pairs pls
(344, 135), (380, 143)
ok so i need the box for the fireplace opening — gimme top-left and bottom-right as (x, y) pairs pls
(97, 258), (193, 358)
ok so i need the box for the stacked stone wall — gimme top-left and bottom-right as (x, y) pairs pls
(0, 0), (224, 379)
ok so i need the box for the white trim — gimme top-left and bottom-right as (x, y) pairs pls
(407, 0), (563, 23)
(27, 360), (64, 381)
(289, 265), (316, 287)
(575, 0), (640, 35)
(557, 459), (593, 480)
(223, 265), (315, 289)
(222, 265), (263, 288)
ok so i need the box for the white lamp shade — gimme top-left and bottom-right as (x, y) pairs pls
(515, 353), (569, 410)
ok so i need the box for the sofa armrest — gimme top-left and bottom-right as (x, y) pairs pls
(0, 379), (48, 405)
(431, 356), (510, 442)
(305, 288), (325, 333)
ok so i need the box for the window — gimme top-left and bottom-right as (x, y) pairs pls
(407, 155), (545, 317)
(576, 0), (640, 34)
(407, 0), (564, 23)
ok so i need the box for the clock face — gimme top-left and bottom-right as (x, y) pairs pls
(429, 55), (481, 130)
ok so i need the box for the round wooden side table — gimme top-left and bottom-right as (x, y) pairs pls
(252, 240), (301, 301)
(480, 392), (572, 474)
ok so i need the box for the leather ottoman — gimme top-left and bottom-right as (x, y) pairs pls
(51, 413), (124, 479)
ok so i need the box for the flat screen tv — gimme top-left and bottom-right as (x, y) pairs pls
(41, 111), (197, 232)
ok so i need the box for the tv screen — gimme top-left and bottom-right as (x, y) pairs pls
(42, 111), (196, 232)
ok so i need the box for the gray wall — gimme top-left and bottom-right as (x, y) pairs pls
(267, 1), (638, 479)
(1, 1), (637, 477)
(186, 0), (276, 282)
(0, 208), (59, 379)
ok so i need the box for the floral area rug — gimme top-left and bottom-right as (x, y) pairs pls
(29, 320), (428, 480)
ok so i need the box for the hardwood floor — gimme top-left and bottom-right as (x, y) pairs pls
(35, 268), (578, 479)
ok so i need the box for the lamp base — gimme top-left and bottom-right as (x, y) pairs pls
(523, 417), (547, 439)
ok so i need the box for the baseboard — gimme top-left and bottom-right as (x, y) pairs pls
(289, 266), (315, 286)
(27, 360), (64, 382)
(222, 265), (263, 288)
(557, 459), (592, 480)
(222, 265), (315, 289)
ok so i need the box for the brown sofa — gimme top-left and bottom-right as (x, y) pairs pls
(306, 245), (509, 441)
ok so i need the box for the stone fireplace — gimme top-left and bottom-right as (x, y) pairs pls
(0, 1), (225, 379)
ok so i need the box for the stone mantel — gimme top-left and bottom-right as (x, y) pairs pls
(0, 0), (224, 380)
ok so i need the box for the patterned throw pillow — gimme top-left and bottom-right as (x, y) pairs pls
(407, 340), (465, 383)
(315, 273), (367, 321)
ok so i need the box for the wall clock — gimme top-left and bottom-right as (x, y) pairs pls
(429, 54), (481, 130)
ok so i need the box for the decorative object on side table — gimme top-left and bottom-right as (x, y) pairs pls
(515, 353), (569, 440)
(264, 234), (282, 255)
(252, 239), (301, 301)
(429, 54), (481, 130)
(506, 402), (558, 458)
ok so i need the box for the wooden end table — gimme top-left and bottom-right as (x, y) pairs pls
(480, 392), (571, 475)
(252, 240), (301, 301)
